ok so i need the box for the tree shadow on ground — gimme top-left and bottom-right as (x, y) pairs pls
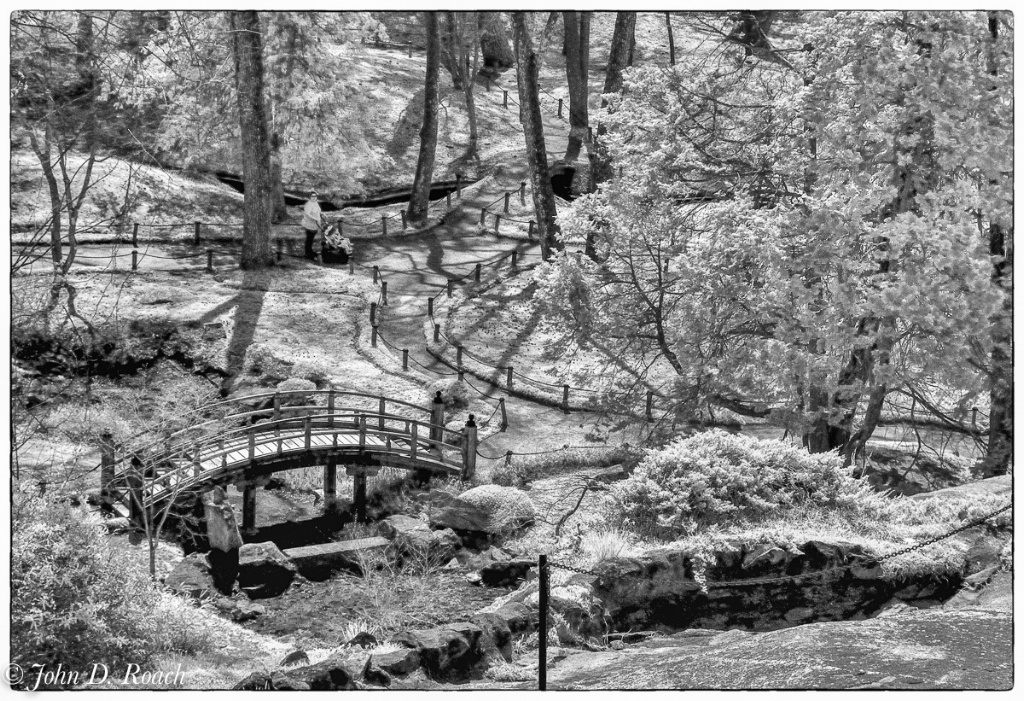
(384, 85), (425, 164)
(198, 269), (270, 394)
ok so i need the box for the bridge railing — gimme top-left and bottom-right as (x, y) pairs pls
(114, 409), (469, 507)
(101, 389), (440, 473)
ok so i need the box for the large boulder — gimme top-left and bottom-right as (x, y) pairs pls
(165, 552), (218, 600)
(237, 541), (297, 598)
(233, 655), (361, 690)
(544, 606), (1011, 689)
(205, 490), (243, 552)
(379, 515), (462, 563)
(592, 541), (963, 632)
(428, 485), (535, 535)
(390, 623), (485, 681)
(479, 559), (535, 587)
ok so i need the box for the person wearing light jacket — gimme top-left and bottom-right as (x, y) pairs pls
(301, 191), (326, 260)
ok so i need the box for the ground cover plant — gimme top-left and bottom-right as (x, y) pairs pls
(602, 431), (1011, 579)
(10, 497), (217, 689)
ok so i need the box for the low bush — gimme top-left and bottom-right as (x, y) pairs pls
(11, 497), (215, 689)
(491, 444), (641, 487)
(611, 430), (851, 536)
(426, 378), (470, 410)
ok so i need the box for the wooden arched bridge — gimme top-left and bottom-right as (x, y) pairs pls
(97, 389), (482, 532)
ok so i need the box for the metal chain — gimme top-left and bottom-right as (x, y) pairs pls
(541, 501), (1011, 589)
(873, 502), (1012, 563)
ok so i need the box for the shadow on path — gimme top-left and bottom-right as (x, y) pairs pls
(198, 269), (270, 395)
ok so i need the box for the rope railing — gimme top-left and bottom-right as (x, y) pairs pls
(422, 250), (680, 420)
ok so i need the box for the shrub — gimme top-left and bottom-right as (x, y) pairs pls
(611, 430), (849, 536)
(426, 378), (470, 410)
(11, 497), (214, 689)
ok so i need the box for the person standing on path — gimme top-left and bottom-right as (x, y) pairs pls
(301, 191), (326, 260)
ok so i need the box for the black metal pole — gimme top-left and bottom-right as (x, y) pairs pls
(539, 554), (548, 691)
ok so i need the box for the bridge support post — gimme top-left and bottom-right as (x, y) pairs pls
(242, 484), (258, 536)
(323, 459), (338, 513)
(354, 472), (368, 523)
(462, 415), (478, 482)
(99, 430), (116, 512)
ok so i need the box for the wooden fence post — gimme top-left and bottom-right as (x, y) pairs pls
(557, 98), (563, 118)
(494, 214), (501, 234)
(349, 259), (355, 275)
(194, 221), (201, 245)
(562, 384), (570, 413)
(447, 192), (452, 209)
(379, 396), (386, 431)
(381, 281), (388, 306)
(646, 391), (654, 422)
(276, 238), (283, 262)
(475, 263), (481, 282)
(401, 210), (407, 229)
(206, 250), (214, 272)
(373, 265), (380, 284)
(456, 346), (464, 367)
(504, 192), (511, 213)
(402, 349), (409, 371)
(499, 398), (508, 432)
(480, 208), (487, 226)
(382, 215), (388, 236)
(520, 181), (526, 204)
(131, 250), (138, 271)
(506, 366), (513, 392)
(447, 279), (453, 297)
(456, 173), (462, 198)
(429, 392), (445, 449)
(462, 414), (478, 481)
(371, 324), (378, 347)
(528, 221), (535, 240)
(428, 296), (434, 317)
(370, 302), (377, 325)
(434, 324), (441, 342)
(503, 90), (509, 108)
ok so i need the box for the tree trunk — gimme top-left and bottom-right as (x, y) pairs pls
(603, 13), (636, 105)
(591, 12), (636, 188)
(408, 11), (441, 226)
(985, 223), (1013, 476)
(562, 11), (590, 162)
(538, 11), (561, 59)
(512, 12), (560, 261)
(666, 13), (676, 65)
(230, 10), (274, 269)
(269, 132), (288, 224)
(457, 12), (481, 155)
(981, 13), (1012, 477)
(480, 12), (514, 71)
(441, 12), (463, 89)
